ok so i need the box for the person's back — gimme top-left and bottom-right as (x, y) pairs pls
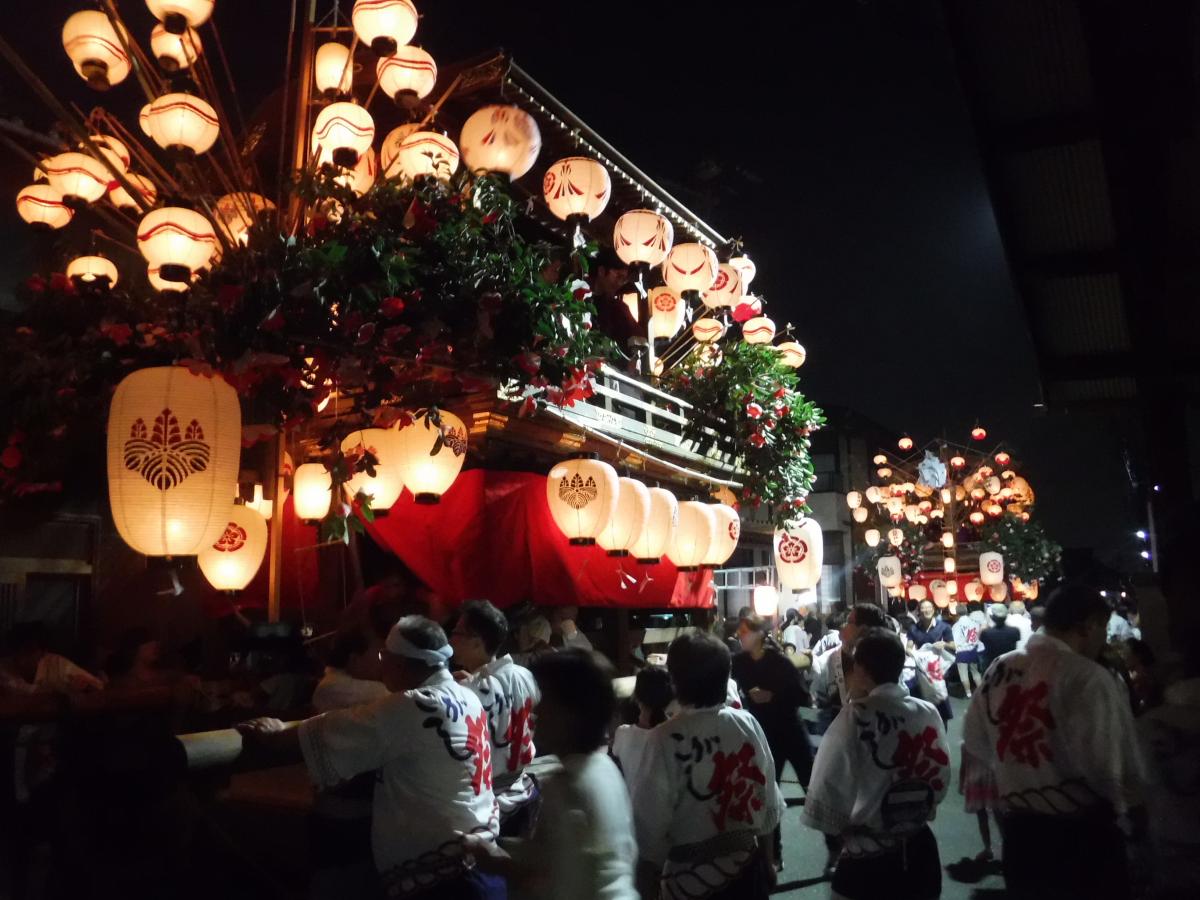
(611, 666), (672, 790)
(978, 606), (1021, 672)
(469, 654), (540, 816)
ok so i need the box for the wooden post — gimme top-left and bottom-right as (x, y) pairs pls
(267, 434), (286, 623)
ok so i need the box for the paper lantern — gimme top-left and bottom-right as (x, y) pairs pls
(742, 316), (776, 345)
(352, 0), (418, 56)
(662, 243), (718, 296)
(294, 463), (332, 522)
(877, 556), (902, 588)
(634, 487), (678, 564)
(146, 0), (214, 32)
(377, 46), (437, 103)
(944, 557), (957, 574)
(774, 518), (823, 590)
(668, 502), (717, 571)
(1026, 581), (1039, 600)
(460, 105), (542, 180)
(146, 93), (220, 156)
(649, 286), (686, 339)
(692, 317), (726, 343)
(963, 581), (984, 602)
(980, 551), (1004, 586)
(898, 435), (913, 451)
(843, 491), (862, 511)
(311, 101), (375, 168)
(613, 209), (673, 267)
(971, 425), (987, 441)
(946, 580), (959, 597)
(989, 583), (1008, 602)
(67, 255), (118, 287)
(863, 486), (881, 504)
(214, 193), (276, 245)
(543, 157), (611, 224)
(16, 183), (73, 230)
(393, 410), (468, 503)
(904, 504), (920, 523)
(62, 10), (131, 90)
(864, 528), (881, 548)
(878, 467), (893, 479)
(887, 527), (905, 547)
(732, 295), (762, 322)
(985, 476), (1002, 495)
(729, 254), (756, 288)
(909, 585), (928, 602)
(995, 451), (1011, 466)
(950, 455), (966, 469)
(380, 123), (421, 176)
(147, 266), (195, 293)
(138, 207), (218, 283)
(547, 455), (619, 546)
(703, 503), (741, 567)
(334, 147), (378, 196)
(150, 23), (201, 71)
(969, 510), (985, 526)
(341, 429), (404, 513)
(315, 42), (354, 96)
(987, 502), (1004, 517)
(852, 507), (869, 524)
(394, 132), (460, 182)
(940, 531), (954, 549)
(199, 504), (268, 592)
(85, 135), (130, 177)
(596, 478), (650, 557)
(701, 264), (743, 309)
(43, 152), (108, 206)
(776, 341), (806, 368)
(106, 367), (239, 557)
(752, 585), (778, 617)
(108, 173), (157, 212)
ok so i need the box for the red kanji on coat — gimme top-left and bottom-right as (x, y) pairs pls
(707, 742), (766, 831)
(505, 698), (535, 772)
(995, 681), (1055, 768)
(893, 726), (950, 792)
(465, 711), (493, 795)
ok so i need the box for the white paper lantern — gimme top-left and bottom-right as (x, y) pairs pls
(87, 135), (130, 176)
(107, 367), (240, 557)
(315, 42), (354, 96)
(137, 207), (218, 283)
(852, 507), (869, 523)
(888, 527), (905, 547)
(634, 488), (678, 564)
(909, 584), (928, 602)
(775, 518), (824, 590)
(543, 157), (611, 224)
(649, 286), (686, 339)
(334, 148), (378, 196)
(662, 242), (718, 296)
(613, 209), (674, 267)
(312, 101), (375, 168)
(376, 46), (437, 102)
(989, 583), (1008, 602)
(395, 131), (460, 182)
(729, 254), (756, 288)
(198, 504), (268, 592)
(669, 501), (717, 571)
(146, 93), (220, 156)
(67, 255), (119, 287)
(62, 10), (131, 90)
(146, 0), (214, 32)
(108, 173), (157, 212)
(701, 264), (742, 310)
(846, 491), (863, 510)
(352, 0), (418, 56)
(293, 463), (332, 522)
(964, 581), (984, 602)
(547, 455), (619, 546)
(16, 184), (73, 230)
(864, 486), (882, 504)
(980, 551), (1005, 586)
(460, 105), (542, 180)
(777, 341), (806, 368)
(214, 193), (276, 245)
(864, 528), (881, 548)
(944, 557), (957, 574)
(877, 555), (902, 589)
(742, 316), (776, 345)
(597, 478), (651, 557)
(150, 23), (202, 71)
(692, 317), (726, 344)
(703, 503), (741, 567)
(753, 584), (779, 617)
(393, 410), (468, 504)
(341, 428), (404, 513)
(43, 152), (109, 205)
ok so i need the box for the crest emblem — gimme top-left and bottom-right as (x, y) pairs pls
(728, 519), (740, 542)
(124, 408), (210, 491)
(213, 522), (247, 553)
(986, 559), (1002, 574)
(778, 533), (808, 564)
(558, 472), (597, 509)
(653, 291), (676, 312)
(441, 426), (468, 457)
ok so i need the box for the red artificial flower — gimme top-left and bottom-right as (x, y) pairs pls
(515, 352), (542, 375)
(100, 321), (134, 346)
(261, 308), (286, 333)
(774, 387), (787, 399)
(25, 275), (47, 294)
(518, 395), (538, 417)
(380, 296), (406, 318)
(749, 433), (766, 448)
(49, 273), (74, 293)
(481, 210), (499, 225)
(404, 199), (439, 237)
(776, 405), (789, 418)
(306, 215), (329, 237)
(745, 402), (763, 419)
(1, 446), (21, 469)
(732, 302), (757, 323)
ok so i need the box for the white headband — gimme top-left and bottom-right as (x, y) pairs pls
(385, 627), (454, 667)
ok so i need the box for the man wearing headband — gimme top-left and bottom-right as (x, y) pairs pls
(239, 615), (503, 900)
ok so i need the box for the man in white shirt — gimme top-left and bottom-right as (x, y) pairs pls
(1108, 603), (1135, 644)
(964, 584), (1147, 900)
(1007, 600), (1033, 650)
(811, 604), (889, 709)
(802, 629), (950, 900)
(550, 605), (594, 651)
(450, 599), (541, 835)
(631, 632), (783, 900)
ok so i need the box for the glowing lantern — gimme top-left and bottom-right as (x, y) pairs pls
(543, 157), (611, 224)
(547, 455), (619, 546)
(943, 557), (957, 574)
(341, 429), (404, 513)
(995, 451), (1011, 466)
(334, 147), (378, 196)
(701, 264), (743, 309)
(987, 502), (1003, 517)
(742, 316), (776, 345)
(703, 503), (741, 567)
(985, 476), (1002, 495)
(649, 286), (686, 339)
(1026, 581), (1039, 600)
(312, 101), (375, 168)
(393, 410), (468, 503)
(989, 584), (1008, 602)
(139, 104), (153, 137)
(774, 518), (823, 590)
(613, 209), (673, 267)
(147, 93), (220, 156)
(752, 584), (779, 617)
(865, 528), (881, 548)
(873, 455), (888, 466)
(62, 10), (131, 90)
(377, 46), (437, 104)
(86, 135), (130, 176)
(460, 105), (542, 180)
(352, 0), (418, 56)
(150, 23), (201, 71)
(146, 1), (214, 32)
(846, 491), (863, 510)
(662, 243), (719, 299)
(938, 488), (951, 505)
(214, 193), (276, 245)
(969, 510), (985, 526)
(667, 501), (716, 571)
(865, 486), (882, 504)
(198, 504), (268, 593)
(946, 580), (959, 597)
(852, 507), (869, 524)
(148, 266), (195, 293)
(971, 425), (987, 441)
(940, 531), (954, 549)
(108, 173), (157, 212)
(887, 527), (905, 547)
(67, 255), (118, 287)
(897, 435), (914, 452)
(16, 184), (73, 230)
(950, 455), (966, 469)
(106, 367), (239, 557)
(380, 123), (420, 176)
(963, 581), (983, 602)
(909, 585), (928, 602)
(596, 478), (650, 557)
(294, 463), (332, 522)
(43, 152), (108, 206)
(877, 556), (902, 588)
(729, 254), (756, 288)
(878, 467), (893, 479)
(692, 318), (726, 343)
(904, 504), (920, 523)
(777, 341), (806, 368)
(979, 551), (1004, 586)
(315, 42), (354, 96)
(393, 131), (460, 182)
(137, 207), (218, 283)
(634, 487), (678, 564)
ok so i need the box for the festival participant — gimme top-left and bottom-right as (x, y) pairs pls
(450, 600), (541, 836)
(977, 604), (1019, 673)
(549, 605), (594, 652)
(512, 615), (553, 668)
(1108, 601), (1135, 643)
(811, 603), (889, 709)
(963, 584), (1147, 900)
(1007, 599), (1033, 648)
(781, 607), (809, 654)
(238, 616), (503, 900)
(0, 622), (103, 694)
(908, 600), (955, 653)
(802, 629), (950, 900)
(951, 605), (984, 698)
(632, 632), (783, 900)
(464, 648), (638, 900)
(611, 665), (673, 789)
(812, 609), (845, 657)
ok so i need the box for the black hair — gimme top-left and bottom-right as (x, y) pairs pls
(849, 628), (906, 686)
(457, 599), (509, 657)
(967, 601), (984, 614)
(826, 609), (848, 630)
(849, 603), (886, 630)
(594, 246), (628, 272)
(1043, 583), (1110, 635)
(736, 606), (753, 621)
(531, 648), (616, 752)
(888, 599), (907, 620)
(804, 614), (824, 643)
(668, 632), (731, 707)
(1030, 605), (1046, 629)
(4, 621), (49, 655)
(632, 665), (674, 727)
(783, 607), (801, 626)
(906, 600), (919, 614)
(328, 627), (369, 669)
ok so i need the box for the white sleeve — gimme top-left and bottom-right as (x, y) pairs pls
(298, 692), (409, 788)
(801, 707), (857, 835)
(629, 726), (675, 866)
(963, 685), (996, 769)
(1069, 668), (1147, 814)
(745, 715), (784, 836)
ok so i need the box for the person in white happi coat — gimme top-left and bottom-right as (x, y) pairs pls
(802, 629), (950, 900)
(951, 605), (985, 698)
(632, 632), (784, 900)
(1006, 600), (1033, 649)
(239, 616), (504, 900)
(964, 584), (1147, 900)
(450, 600), (541, 835)
(811, 603), (890, 710)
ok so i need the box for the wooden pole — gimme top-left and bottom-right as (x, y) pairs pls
(267, 434), (287, 623)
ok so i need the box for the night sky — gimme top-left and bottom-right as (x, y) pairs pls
(0, 0), (1138, 569)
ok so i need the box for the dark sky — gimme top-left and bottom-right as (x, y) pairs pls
(0, 0), (1139, 567)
